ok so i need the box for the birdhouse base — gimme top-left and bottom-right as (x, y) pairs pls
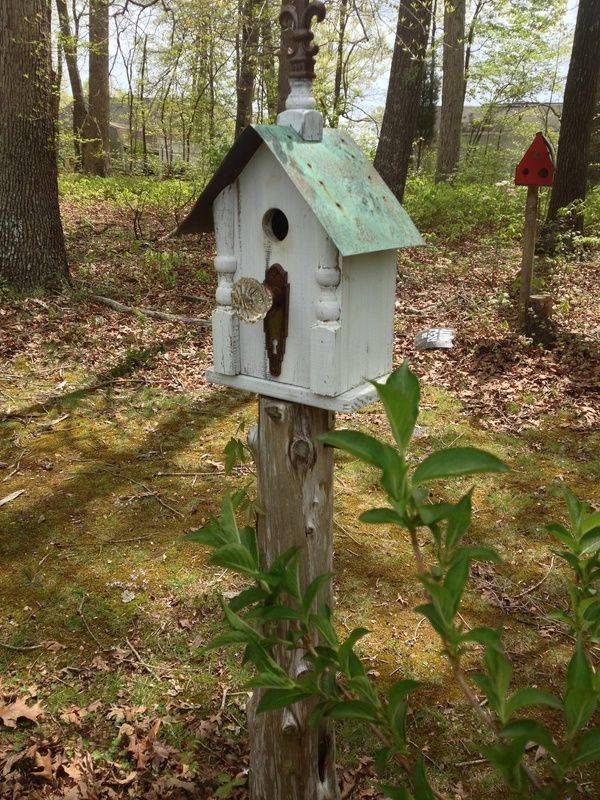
(205, 370), (387, 412)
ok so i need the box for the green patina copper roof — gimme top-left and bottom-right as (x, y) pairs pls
(176, 124), (424, 256)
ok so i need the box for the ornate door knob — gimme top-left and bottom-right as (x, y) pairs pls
(230, 277), (273, 323)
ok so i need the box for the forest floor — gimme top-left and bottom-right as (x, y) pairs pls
(0, 176), (599, 799)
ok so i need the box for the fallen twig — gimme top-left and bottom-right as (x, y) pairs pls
(0, 642), (44, 651)
(125, 637), (160, 680)
(77, 595), (102, 648)
(513, 556), (555, 599)
(91, 294), (210, 327)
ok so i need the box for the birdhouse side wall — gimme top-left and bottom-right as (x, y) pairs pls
(235, 145), (339, 390)
(337, 250), (396, 392)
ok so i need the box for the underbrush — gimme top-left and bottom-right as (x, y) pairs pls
(59, 171), (600, 248)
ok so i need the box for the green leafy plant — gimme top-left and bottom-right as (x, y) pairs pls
(187, 363), (599, 799)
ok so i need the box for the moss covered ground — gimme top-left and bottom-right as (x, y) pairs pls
(0, 177), (598, 798)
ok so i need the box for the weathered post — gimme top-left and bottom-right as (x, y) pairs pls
(247, 399), (337, 799)
(173, 1), (423, 794)
(517, 184), (539, 329)
(514, 132), (555, 330)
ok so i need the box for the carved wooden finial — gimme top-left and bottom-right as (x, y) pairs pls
(280, 0), (326, 82)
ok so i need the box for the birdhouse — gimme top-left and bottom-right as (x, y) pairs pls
(176, 2), (423, 412)
(515, 132), (555, 186)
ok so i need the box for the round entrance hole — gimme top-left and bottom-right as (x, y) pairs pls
(263, 208), (289, 242)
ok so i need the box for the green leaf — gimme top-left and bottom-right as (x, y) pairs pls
(371, 361), (420, 451)
(418, 502), (455, 526)
(415, 602), (448, 639)
(501, 719), (557, 754)
(302, 573), (333, 617)
(224, 437), (246, 475)
(505, 688), (563, 718)
(413, 447), (509, 484)
(211, 543), (259, 576)
(582, 511), (600, 535)
(228, 585), (270, 612)
(410, 758), (434, 800)
(319, 429), (399, 470)
(246, 671), (296, 690)
(185, 519), (229, 547)
(205, 631), (251, 649)
(580, 527), (600, 555)
(444, 492), (473, 552)
(388, 679), (420, 713)
(461, 545), (502, 563)
(219, 493), (240, 540)
(257, 688), (312, 713)
(380, 784), (412, 800)
(565, 639), (596, 736)
(563, 486), (583, 531)
(259, 605), (303, 623)
(311, 606), (339, 647)
(546, 523), (576, 548)
(444, 553), (470, 617)
(360, 507), (403, 525)
(574, 728), (600, 765)
(338, 628), (369, 675)
(459, 627), (502, 650)
(327, 700), (378, 722)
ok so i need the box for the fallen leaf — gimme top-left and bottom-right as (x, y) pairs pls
(0, 698), (44, 728)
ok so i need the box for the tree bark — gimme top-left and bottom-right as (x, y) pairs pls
(55, 0), (87, 168)
(374, 0), (433, 202)
(277, 0), (290, 114)
(0, 0), (69, 290)
(435, 0), (465, 182)
(330, 0), (349, 128)
(247, 397), (339, 800)
(82, 0), (110, 175)
(545, 0), (600, 231)
(235, 0), (262, 138)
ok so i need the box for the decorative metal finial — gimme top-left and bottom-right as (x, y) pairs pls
(280, 0), (326, 81)
(277, 0), (326, 141)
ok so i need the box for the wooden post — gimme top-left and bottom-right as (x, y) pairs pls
(247, 396), (339, 800)
(518, 185), (539, 330)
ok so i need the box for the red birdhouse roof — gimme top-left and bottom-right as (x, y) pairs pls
(515, 132), (555, 186)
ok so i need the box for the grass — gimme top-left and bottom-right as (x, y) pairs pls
(0, 174), (598, 797)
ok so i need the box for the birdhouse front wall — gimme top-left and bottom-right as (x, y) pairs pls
(235, 145), (338, 390)
(209, 143), (397, 406)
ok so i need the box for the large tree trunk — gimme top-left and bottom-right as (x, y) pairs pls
(545, 0), (600, 232)
(235, 0), (261, 138)
(277, 0), (291, 114)
(247, 398), (339, 800)
(374, 0), (433, 202)
(435, 0), (465, 182)
(55, 0), (87, 168)
(0, 0), (69, 290)
(82, 0), (110, 175)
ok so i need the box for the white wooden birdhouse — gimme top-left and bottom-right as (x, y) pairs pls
(176, 9), (422, 412)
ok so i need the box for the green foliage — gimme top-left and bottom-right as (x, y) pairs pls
(403, 177), (524, 242)
(188, 363), (599, 798)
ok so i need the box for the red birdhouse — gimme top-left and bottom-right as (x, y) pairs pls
(515, 132), (555, 186)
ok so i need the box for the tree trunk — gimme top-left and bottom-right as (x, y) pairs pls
(374, 0), (433, 202)
(261, 0), (278, 122)
(545, 0), (600, 232)
(247, 397), (339, 800)
(235, 0), (261, 138)
(331, 0), (349, 128)
(82, 0), (110, 176)
(277, 0), (290, 114)
(55, 0), (87, 168)
(435, 0), (465, 182)
(0, 0), (69, 290)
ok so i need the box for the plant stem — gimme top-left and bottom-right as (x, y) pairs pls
(407, 523), (543, 792)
